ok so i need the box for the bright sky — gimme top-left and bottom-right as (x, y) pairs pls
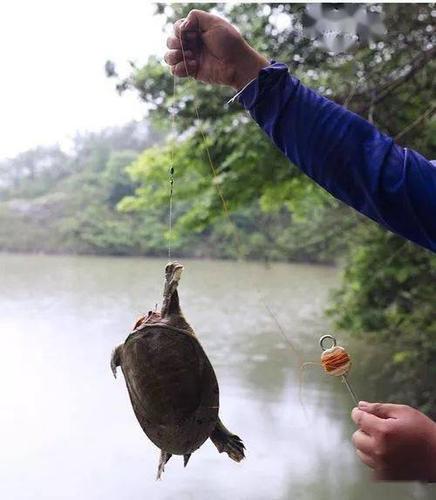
(0, 0), (166, 160)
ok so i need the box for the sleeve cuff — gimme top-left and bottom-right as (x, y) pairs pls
(238, 61), (291, 110)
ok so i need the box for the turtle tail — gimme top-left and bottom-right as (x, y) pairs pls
(156, 451), (172, 480)
(210, 418), (245, 462)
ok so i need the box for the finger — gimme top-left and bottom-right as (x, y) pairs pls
(166, 36), (197, 51)
(164, 49), (193, 66)
(351, 407), (385, 435)
(174, 16), (202, 45)
(358, 401), (403, 419)
(355, 449), (377, 469)
(181, 9), (216, 33)
(173, 18), (185, 37)
(170, 59), (197, 78)
(352, 429), (375, 456)
(166, 36), (181, 50)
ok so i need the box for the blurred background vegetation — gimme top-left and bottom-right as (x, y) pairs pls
(1, 3), (435, 415)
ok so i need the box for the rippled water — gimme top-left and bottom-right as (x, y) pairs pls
(0, 254), (433, 499)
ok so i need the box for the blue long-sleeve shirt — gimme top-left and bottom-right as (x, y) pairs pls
(238, 62), (436, 253)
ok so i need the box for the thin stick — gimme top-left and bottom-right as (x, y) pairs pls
(342, 375), (359, 406)
(394, 104), (436, 141)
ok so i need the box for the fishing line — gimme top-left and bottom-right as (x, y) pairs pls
(262, 301), (304, 366)
(176, 34), (363, 412)
(176, 37), (314, 412)
(167, 73), (177, 260)
(168, 165), (174, 260)
(171, 15), (433, 420)
(179, 37), (245, 259)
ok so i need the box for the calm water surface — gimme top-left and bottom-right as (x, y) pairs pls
(0, 254), (433, 500)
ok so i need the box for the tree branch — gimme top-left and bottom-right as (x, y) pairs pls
(394, 104), (436, 141)
(358, 46), (436, 114)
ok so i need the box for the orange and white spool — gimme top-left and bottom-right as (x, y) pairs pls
(319, 334), (359, 405)
(321, 345), (351, 376)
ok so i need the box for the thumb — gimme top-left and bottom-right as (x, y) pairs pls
(181, 9), (215, 32)
(358, 401), (402, 419)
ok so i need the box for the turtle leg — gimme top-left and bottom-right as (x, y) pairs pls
(210, 418), (245, 462)
(183, 453), (191, 467)
(156, 450), (172, 480)
(110, 345), (122, 378)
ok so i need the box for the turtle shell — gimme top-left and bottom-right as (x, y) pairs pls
(119, 323), (219, 455)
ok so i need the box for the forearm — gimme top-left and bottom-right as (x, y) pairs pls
(239, 63), (436, 252)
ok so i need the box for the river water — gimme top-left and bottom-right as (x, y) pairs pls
(0, 254), (433, 500)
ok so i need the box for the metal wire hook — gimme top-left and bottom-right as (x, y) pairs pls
(319, 334), (337, 351)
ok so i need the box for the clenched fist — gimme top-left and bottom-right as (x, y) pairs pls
(352, 401), (436, 481)
(164, 9), (269, 90)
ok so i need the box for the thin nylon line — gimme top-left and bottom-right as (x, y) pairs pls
(262, 301), (304, 365)
(179, 36), (245, 259)
(174, 31), (409, 413)
(177, 34), (366, 419)
(168, 174), (174, 259)
(177, 36), (310, 386)
(168, 73), (176, 260)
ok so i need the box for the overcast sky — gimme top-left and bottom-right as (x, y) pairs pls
(0, 0), (166, 160)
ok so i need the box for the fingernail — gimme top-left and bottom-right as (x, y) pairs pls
(358, 401), (369, 408)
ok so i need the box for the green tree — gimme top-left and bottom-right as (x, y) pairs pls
(110, 3), (436, 412)
(110, 3), (434, 256)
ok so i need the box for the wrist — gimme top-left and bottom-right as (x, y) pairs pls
(430, 422), (436, 481)
(230, 47), (269, 91)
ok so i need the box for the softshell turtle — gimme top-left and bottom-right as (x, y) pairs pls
(111, 262), (245, 479)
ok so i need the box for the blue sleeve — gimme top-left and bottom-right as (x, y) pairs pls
(239, 62), (436, 253)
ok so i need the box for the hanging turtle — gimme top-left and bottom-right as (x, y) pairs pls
(111, 262), (245, 479)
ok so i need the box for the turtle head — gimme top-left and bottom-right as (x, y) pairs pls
(164, 262), (184, 287)
(161, 262), (184, 317)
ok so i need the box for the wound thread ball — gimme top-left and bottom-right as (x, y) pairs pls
(320, 345), (351, 376)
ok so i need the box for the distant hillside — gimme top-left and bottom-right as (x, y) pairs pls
(0, 120), (346, 262)
(0, 122), (158, 255)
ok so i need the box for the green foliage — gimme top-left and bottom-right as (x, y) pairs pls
(109, 3), (436, 413)
(331, 224), (436, 417)
(0, 123), (162, 255)
(110, 3), (435, 260)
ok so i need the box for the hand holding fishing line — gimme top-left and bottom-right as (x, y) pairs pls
(165, 9), (268, 90)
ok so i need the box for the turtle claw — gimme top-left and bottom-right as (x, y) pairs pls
(156, 450), (172, 480)
(225, 434), (245, 462)
(210, 419), (245, 463)
(110, 346), (121, 379)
